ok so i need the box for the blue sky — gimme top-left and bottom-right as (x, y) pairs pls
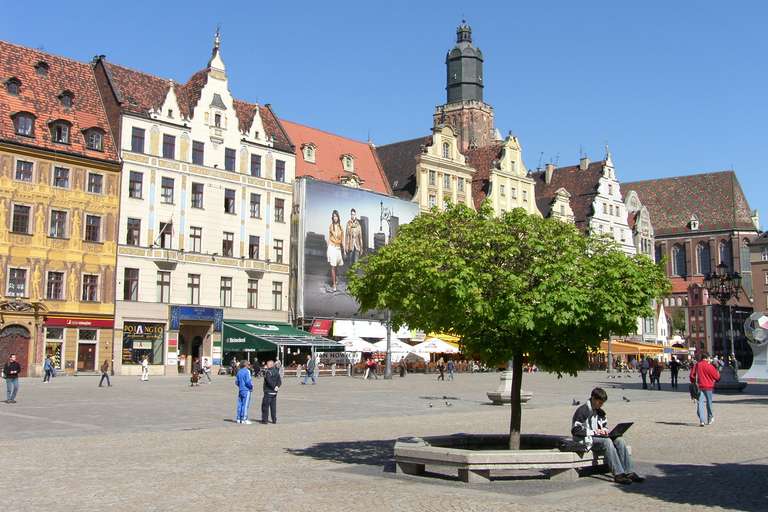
(4, 1), (767, 228)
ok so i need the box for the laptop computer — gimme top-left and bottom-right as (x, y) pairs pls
(594, 422), (633, 440)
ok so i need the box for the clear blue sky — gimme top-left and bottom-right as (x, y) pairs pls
(4, 1), (766, 229)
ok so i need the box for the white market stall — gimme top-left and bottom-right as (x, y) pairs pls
(412, 337), (461, 361)
(372, 339), (416, 362)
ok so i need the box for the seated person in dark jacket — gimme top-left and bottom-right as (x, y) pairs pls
(571, 387), (645, 485)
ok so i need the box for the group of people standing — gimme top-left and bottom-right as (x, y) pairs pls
(235, 360), (282, 425)
(327, 208), (364, 292)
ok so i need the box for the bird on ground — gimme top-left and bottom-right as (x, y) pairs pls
(428, 402), (433, 408)
(445, 402), (453, 407)
(622, 396), (631, 402)
(572, 399), (580, 406)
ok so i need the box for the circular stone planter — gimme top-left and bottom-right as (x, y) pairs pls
(394, 434), (614, 483)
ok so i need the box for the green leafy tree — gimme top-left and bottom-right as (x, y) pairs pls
(669, 308), (687, 336)
(348, 203), (670, 449)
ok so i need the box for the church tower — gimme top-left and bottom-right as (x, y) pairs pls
(433, 21), (494, 151)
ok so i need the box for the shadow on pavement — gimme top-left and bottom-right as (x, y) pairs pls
(286, 439), (397, 472)
(619, 463), (768, 511)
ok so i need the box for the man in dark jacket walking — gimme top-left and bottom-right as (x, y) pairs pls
(301, 354), (316, 385)
(4, 354), (22, 403)
(260, 360), (282, 424)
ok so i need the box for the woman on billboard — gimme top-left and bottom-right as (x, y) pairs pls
(327, 210), (346, 292)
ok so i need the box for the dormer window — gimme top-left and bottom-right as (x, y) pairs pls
(34, 61), (49, 77)
(5, 78), (21, 95)
(690, 214), (700, 231)
(341, 154), (355, 173)
(50, 120), (72, 144)
(84, 129), (104, 151)
(168, 109), (174, 118)
(301, 143), (317, 164)
(11, 112), (35, 137)
(58, 90), (74, 108)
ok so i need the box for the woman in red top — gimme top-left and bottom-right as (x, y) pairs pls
(689, 351), (720, 427)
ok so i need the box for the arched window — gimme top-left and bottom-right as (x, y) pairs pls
(672, 244), (686, 277)
(443, 142), (450, 158)
(697, 242), (710, 275)
(719, 241), (732, 272)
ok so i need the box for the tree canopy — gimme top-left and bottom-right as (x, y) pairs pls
(348, 203), (670, 447)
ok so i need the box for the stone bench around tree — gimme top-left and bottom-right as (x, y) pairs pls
(394, 434), (627, 483)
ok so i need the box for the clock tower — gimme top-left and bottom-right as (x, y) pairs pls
(434, 21), (494, 151)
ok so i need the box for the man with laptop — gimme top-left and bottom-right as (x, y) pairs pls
(571, 387), (645, 485)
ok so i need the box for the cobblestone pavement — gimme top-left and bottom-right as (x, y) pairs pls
(1, 370), (766, 511)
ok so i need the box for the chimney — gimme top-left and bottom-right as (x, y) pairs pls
(580, 157), (590, 170)
(545, 163), (556, 184)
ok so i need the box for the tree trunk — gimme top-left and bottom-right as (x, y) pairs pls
(508, 353), (523, 450)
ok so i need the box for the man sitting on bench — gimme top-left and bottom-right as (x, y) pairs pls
(571, 387), (645, 485)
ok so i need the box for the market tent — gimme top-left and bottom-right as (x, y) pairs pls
(372, 339), (416, 353)
(413, 337), (461, 354)
(403, 352), (426, 363)
(223, 320), (345, 352)
(427, 332), (461, 349)
(341, 336), (378, 353)
(599, 340), (664, 355)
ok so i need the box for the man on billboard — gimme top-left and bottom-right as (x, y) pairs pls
(345, 208), (363, 266)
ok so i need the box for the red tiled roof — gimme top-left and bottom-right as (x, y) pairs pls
(376, 136), (432, 201)
(530, 161), (606, 233)
(622, 171), (756, 235)
(281, 120), (390, 194)
(0, 40), (119, 163)
(464, 143), (503, 209)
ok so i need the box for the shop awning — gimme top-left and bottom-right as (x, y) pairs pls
(599, 340), (665, 355)
(223, 321), (345, 352)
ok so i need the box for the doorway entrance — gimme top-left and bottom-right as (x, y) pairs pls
(77, 344), (96, 371)
(0, 325), (30, 377)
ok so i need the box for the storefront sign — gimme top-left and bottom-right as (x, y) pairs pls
(169, 306), (223, 331)
(45, 316), (114, 328)
(122, 322), (165, 364)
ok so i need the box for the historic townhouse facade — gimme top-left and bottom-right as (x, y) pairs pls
(0, 41), (121, 377)
(623, 171), (759, 364)
(93, 36), (296, 375)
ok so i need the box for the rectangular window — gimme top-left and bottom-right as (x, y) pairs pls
(272, 282), (283, 310)
(250, 193), (261, 217)
(127, 218), (141, 246)
(458, 179), (464, 193)
(157, 271), (171, 303)
(247, 279), (258, 308)
(429, 171), (436, 186)
(16, 160), (33, 182)
(273, 239), (284, 263)
(499, 184), (505, 196)
(46, 271), (63, 300)
(429, 195), (436, 208)
(124, 268), (139, 301)
(129, 171), (143, 198)
(191, 183), (204, 208)
(250, 154), (261, 177)
(12, 205), (30, 233)
(85, 215), (101, 242)
(87, 173), (103, 194)
(161, 177), (174, 203)
(276, 160), (285, 182)
(763, 248), (768, 262)
(88, 131), (103, 150)
(187, 274), (200, 305)
(192, 141), (205, 165)
(224, 189), (235, 214)
(53, 124), (70, 143)
(15, 115), (34, 136)
(162, 134), (175, 159)
(222, 232), (234, 257)
(249, 235), (260, 259)
(225, 148), (236, 171)
(511, 188), (517, 199)
(189, 227), (202, 253)
(274, 198), (285, 222)
(220, 277), (233, 307)
(444, 174), (451, 189)
(8, 268), (27, 297)
(53, 167), (69, 188)
(158, 222), (172, 249)
(131, 127), (145, 153)
(49, 210), (67, 238)
(522, 190), (528, 201)
(82, 274), (99, 302)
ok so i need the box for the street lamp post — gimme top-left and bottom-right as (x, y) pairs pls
(379, 309), (393, 379)
(703, 262), (747, 392)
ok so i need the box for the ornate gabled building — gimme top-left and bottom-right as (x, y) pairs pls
(623, 171), (759, 363)
(93, 34), (296, 376)
(281, 120), (391, 194)
(0, 40), (121, 377)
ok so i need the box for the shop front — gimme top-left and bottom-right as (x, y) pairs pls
(44, 316), (114, 374)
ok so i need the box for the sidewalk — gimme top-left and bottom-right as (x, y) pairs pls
(1, 370), (765, 511)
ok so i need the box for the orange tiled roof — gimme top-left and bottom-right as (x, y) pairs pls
(0, 40), (119, 163)
(464, 143), (504, 209)
(282, 120), (391, 195)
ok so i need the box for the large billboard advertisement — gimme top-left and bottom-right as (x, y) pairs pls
(293, 178), (419, 319)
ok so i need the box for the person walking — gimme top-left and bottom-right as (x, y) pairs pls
(202, 357), (212, 384)
(436, 357), (445, 381)
(42, 354), (54, 383)
(235, 360), (254, 424)
(260, 360), (281, 424)
(251, 359), (261, 378)
(140, 354), (149, 381)
(99, 359), (112, 387)
(639, 357), (650, 389)
(3, 354), (22, 403)
(447, 359), (456, 380)
(398, 358), (407, 377)
(690, 351), (720, 427)
(301, 354), (316, 385)
(668, 356), (680, 389)
(649, 360), (662, 390)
